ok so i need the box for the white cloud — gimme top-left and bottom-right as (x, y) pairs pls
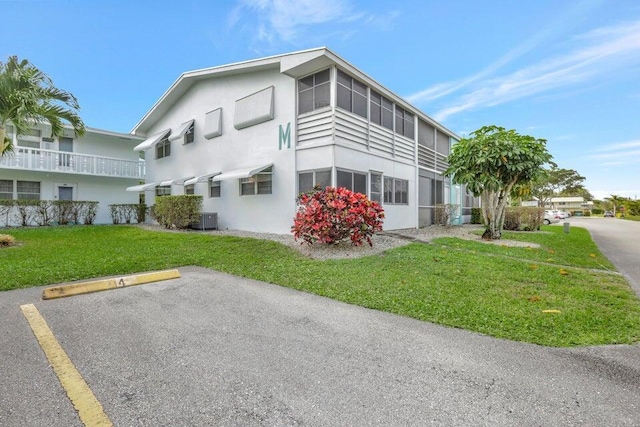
(416, 19), (640, 121)
(229, 0), (395, 45)
(593, 139), (640, 152)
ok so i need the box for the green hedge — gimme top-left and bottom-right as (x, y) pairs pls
(503, 206), (545, 231)
(470, 207), (483, 224)
(151, 195), (202, 229)
(0, 200), (99, 226)
(108, 204), (147, 224)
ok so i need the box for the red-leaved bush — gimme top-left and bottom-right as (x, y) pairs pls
(292, 186), (385, 246)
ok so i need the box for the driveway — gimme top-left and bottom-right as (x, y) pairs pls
(567, 217), (640, 297)
(1, 267), (639, 426)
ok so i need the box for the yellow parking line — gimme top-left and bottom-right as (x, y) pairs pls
(20, 304), (113, 427)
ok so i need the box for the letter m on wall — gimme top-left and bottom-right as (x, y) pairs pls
(279, 122), (291, 150)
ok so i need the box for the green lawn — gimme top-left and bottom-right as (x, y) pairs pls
(2, 225), (639, 347)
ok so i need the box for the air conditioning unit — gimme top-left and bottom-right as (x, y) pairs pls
(190, 212), (218, 230)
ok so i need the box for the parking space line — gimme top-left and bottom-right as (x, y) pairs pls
(20, 304), (113, 427)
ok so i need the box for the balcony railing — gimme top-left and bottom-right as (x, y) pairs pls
(0, 147), (145, 179)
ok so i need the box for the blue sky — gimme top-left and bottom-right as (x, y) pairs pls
(3, 0), (639, 200)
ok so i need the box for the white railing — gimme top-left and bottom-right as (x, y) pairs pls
(0, 147), (145, 179)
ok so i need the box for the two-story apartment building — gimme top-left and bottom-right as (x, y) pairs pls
(1, 124), (144, 225)
(130, 47), (476, 233)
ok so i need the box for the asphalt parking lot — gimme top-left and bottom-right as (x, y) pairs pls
(1, 266), (640, 426)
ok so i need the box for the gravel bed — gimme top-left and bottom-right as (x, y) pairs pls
(136, 223), (542, 260)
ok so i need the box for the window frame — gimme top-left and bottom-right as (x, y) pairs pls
(184, 123), (195, 144)
(336, 169), (367, 194)
(16, 180), (41, 200)
(336, 69), (368, 119)
(239, 167), (273, 196)
(298, 69), (331, 115)
(209, 180), (221, 198)
(297, 169), (332, 194)
(370, 172), (382, 203)
(0, 179), (13, 199)
(155, 136), (171, 159)
(155, 185), (171, 197)
(383, 177), (409, 205)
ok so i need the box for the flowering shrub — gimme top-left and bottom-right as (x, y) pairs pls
(292, 186), (384, 246)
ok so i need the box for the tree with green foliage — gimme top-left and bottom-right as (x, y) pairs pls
(0, 55), (85, 157)
(445, 125), (553, 240)
(605, 194), (625, 216)
(529, 166), (589, 206)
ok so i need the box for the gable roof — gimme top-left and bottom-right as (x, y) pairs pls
(131, 47), (458, 140)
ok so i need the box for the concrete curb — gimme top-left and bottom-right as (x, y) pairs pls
(42, 269), (181, 300)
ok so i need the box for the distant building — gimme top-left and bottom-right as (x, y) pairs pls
(521, 197), (593, 212)
(0, 123), (144, 225)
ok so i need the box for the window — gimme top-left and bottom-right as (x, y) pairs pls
(369, 91), (393, 131)
(240, 167), (273, 196)
(383, 177), (408, 205)
(298, 170), (331, 193)
(156, 136), (171, 159)
(298, 69), (330, 115)
(370, 173), (382, 202)
(337, 170), (367, 194)
(337, 70), (368, 119)
(17, 129), (41, 149)
(0, 179), (12, 199)
(17, 181), (40, 200)
(395, 106), (415, 139)
(209, 180), (221, 198)
(184, 123), (195, 144)
(185, 184), (195, 195)
(155, 185), (171, 197)
(5, 125), (14, 137)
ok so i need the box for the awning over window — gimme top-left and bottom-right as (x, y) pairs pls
(158, 176), (195, 186)
(212, 164), (273, 182)
(168, 119), (194, 142)
(184, 172), (222, 186)
(133, 129), (171, 151)
(126, 182), (159, 192)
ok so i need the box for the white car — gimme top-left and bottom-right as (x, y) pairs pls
(557, 211), (569, 219)
(544, 210), (560, 225)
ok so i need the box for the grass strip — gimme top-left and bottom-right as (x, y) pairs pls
(2, 225), (639, 347)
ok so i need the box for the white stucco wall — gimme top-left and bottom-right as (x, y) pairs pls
(0, 169), (140, 226)
(141, 68), (298, 234)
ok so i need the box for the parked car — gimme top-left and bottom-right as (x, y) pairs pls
(604, 211), (614, 217)
(543, 211), (560, 225)
(557, 211), (569, 219)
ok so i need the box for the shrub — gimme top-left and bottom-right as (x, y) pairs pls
(33, 200), (55, 226)
(504, 207), (544, 231)
(14, 200), (36, 226)
(109, 204), (143, 224)
(434, 204), (460, 226)
(135, 203), (147, 223)
(82, 202), (99, 225)
(54, 201), (74, 225)
(592, 208), (603, 215)
(291, 186), (385, 246)
(470, 207), (483, 224)
(0, 200), (13, 226)
(151, 195), (203, 229)
(0, 233), (15, 246)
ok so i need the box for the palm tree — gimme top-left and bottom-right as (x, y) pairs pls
(605, 194), (624, 216)
(0, 55), (85, 157)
